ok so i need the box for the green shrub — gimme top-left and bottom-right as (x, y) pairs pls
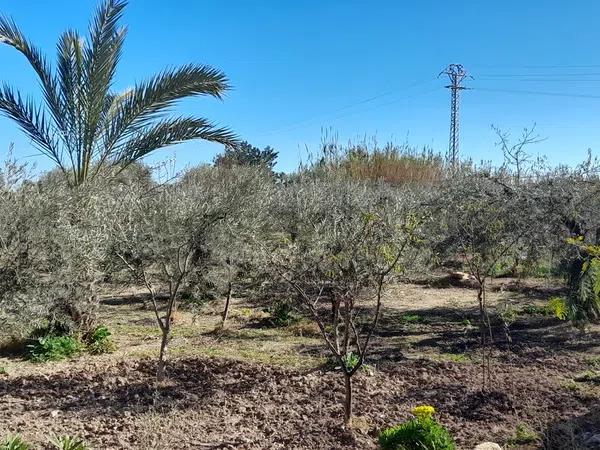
(84, 325), (116, 355)
(27, 335), (82, 362)
(267, 299), (298, 326)
(508, 423), (538, 445)
(49, 435), (90, 450)
(401, 314), (424, 324)
(520, 304), (548, 316)
(546, 297), (568, 320)
(342, 352), (360, 371)
(0, 434), (31, 450)
(0, 367), (7, 376)
(379, 405), (455, 450)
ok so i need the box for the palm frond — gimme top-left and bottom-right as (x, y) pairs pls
(56, 29), (84, 160)
(0, 16), (63, 132)
(103, 64), (231, 154)
(113, 117), (238, 166)
(0, 0), (236, 185)
(88, 0), (127, 50)
(81, 0), (128, 182)
(0, 85), (61, 167)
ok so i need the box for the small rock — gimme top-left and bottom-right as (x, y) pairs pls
(474, 443), (502, 450)
(50, 409), (60, 418)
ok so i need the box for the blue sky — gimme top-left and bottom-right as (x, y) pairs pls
(0, 0), (599, 173)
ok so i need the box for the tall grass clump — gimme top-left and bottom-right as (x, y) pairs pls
(303, 133), (445, 185)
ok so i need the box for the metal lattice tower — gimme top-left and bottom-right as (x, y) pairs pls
(440, 64), (470, 169)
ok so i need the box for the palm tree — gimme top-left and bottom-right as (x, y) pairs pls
(0, 0), (237, 185)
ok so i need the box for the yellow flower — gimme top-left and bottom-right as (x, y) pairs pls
(412, 405), (436, 421)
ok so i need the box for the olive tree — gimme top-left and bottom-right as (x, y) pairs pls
(263, 174), (422, 425)
(0, 156), (41, 336)
(111, 165), (272, 380)
(0, 157), (118, 338)
(432, 170), (537, 389)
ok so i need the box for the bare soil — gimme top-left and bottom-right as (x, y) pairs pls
(1, 280), (599, 450)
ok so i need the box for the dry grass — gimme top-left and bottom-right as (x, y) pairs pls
(341, 146), (445, 185)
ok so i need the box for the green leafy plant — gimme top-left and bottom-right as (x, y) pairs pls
(520, 304), (548, 316)
(508, 423), (539, 445)
(0, 434), (30, 450)
(27, 335), (82, 362)
(85, 325), (116, 355)
(379, 405), (455, 450)
(342, 352), (360, 371)
(267, 299), (298, 327)
(49, 435), (90, 450)
(0, 367), (7, 376)
(401, 314), (424, 324)
(547, 297), (568, 320)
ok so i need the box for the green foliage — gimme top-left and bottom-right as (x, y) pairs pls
(440, 353), (469, 363)
(88, 325), (111, 343)
(520, 304), (549, 316)
(27, 335), (82, 362)
(267, 299), (298, 327)
(214, 141), (278, 170)
(0, 435), (30, 450)
(0, 367), (7, 376)
(490, 259), (514, 277)
(565, 240), (600, 322)
(508, 423), (539, 445)
(342, 352), (360, 371)
(573, 369), (600, 383)
(379, 417), (455, 450)
(547, 297), (568, 320)
(586, 356), (600, 369)
(48, 435), (90, 450)
(85, 325), (116, 355)
(401, 314), (424, 324)
(498, 303), (518, 324)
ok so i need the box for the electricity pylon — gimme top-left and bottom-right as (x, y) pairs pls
(440, 64), (471, 169)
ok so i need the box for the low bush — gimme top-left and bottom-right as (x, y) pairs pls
(401, 314), (424, 324)
(342, 352), (360, 371)
(508, 423), (538, 445)
(379, 405), (455, 450)
(27, 335), (82, 362)
(547, 297), (569, 320)
(0, 434), (30, 450)
(48, 435), (90, 450)
(84, 325), (116, 355)
(267, 299), (298, 327)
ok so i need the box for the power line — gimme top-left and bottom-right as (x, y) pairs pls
(477, 78), (600, 82)
(473, 87), (600, 100)
(472, 64), (600, 70)
(477, 72), (600, 78)
(257, 78), (438, 136)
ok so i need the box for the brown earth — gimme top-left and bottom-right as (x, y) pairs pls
(1, 280), (599, 450)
